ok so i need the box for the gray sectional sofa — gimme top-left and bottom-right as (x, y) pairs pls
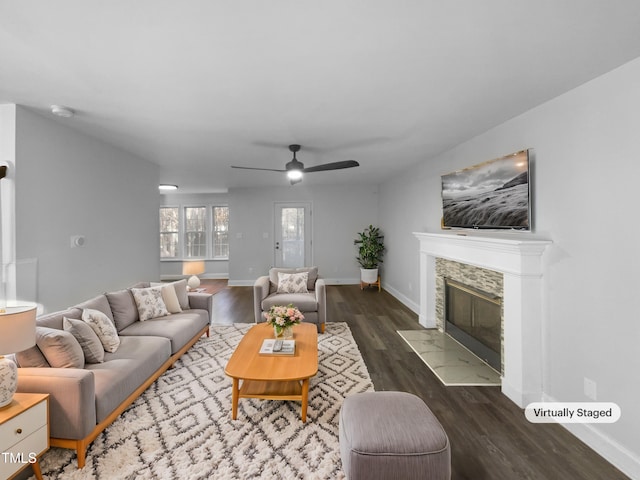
(14, 280), (212, 469)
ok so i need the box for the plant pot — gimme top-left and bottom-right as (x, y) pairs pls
(360, 268), (379, 284)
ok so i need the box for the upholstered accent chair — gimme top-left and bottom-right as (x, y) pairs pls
(254, 266), (326, 333)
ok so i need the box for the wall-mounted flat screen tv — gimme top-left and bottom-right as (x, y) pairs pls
(441, 149), (531, 230)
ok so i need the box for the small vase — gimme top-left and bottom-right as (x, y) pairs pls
(282, 325), (293, 340)
(274, 324), (294, 339)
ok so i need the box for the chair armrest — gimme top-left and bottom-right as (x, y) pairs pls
(18, 367), (96, 440)
(188, 292), (213, 321)
(315, 278), (326, 328)
(254, 276), (270, 323)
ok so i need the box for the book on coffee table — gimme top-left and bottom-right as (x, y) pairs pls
(259, 339), (295, 355)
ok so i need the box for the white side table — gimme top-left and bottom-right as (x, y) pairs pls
(0, 393), (49, 480)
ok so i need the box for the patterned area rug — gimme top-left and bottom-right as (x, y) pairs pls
(33, 322), (373, 479)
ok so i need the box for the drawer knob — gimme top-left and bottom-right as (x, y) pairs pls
(16, 428), (22, 434)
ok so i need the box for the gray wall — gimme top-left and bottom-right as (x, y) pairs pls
(14, 107), (160, 312)
(378, 57), (640, 476)
(228, 184), (378, 285)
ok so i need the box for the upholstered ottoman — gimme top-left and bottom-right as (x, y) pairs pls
(339, 391), (451, 480)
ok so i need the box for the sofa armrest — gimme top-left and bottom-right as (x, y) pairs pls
(188, 292), (213, 321)
(315, 278), (326, 328)
(18, 368), (96, 440)
(254, 276), (270, 323)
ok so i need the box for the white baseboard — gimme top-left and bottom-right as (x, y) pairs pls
(382, 283), (420, 315)
(542, 394), (640, 478)
(227, 280), (254, 287)
(228, 278), (362, 287)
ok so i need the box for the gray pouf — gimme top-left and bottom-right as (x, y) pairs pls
(339, 391), (451, 480)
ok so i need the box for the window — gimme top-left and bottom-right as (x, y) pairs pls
(159, 204), (229, 260)
(184, 206), (207, 258)
(160, 207), (179, 258)
(212, 206), (229, 258)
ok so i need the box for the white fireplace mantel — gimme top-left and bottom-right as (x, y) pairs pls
(414, 231), (552, 407)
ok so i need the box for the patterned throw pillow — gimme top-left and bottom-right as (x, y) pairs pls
(277, 272), (309, 294)
(63, 317), (105, 363)
(131, 286), (171, 321)
(82, 308), (121, 353)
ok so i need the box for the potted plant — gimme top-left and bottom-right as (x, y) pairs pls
(354, 225), (385, 284)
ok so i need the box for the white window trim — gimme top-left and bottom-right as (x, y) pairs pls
(159, 203), (229, 261)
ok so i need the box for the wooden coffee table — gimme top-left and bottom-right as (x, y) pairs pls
(225, 322), (318, 422)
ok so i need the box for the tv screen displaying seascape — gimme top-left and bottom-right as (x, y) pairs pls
(441, 150), (531, 230)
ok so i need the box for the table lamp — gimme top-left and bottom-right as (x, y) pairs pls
(182, 260), (205, 290)
(0, 305), (37, 408)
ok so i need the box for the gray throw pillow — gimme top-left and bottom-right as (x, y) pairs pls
(36, 326), (85, 369)
(171, 279), (190, 310)
(63, 317), (105, 363)
(15, 345), (50, 368)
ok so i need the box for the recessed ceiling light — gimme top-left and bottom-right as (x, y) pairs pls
(159, 184), (178, 191)
(50, 105), (75, 118)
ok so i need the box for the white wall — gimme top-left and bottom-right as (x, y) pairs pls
(14, 106), (160, 312)
(228, 184), (378, 285)
(159, 192), (229, 279)
(379, 57), (640, 476)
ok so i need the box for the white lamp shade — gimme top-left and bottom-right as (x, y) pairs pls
(0, 306), (36, 408)
(182, 261), (206, 276)
(0, 306), (37, 355)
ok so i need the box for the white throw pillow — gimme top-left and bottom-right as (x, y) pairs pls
(277, 272), (309, 294)
(161, 283), (182, 314)
(82, 308), (121, 353)
(131, 286), (171, 321)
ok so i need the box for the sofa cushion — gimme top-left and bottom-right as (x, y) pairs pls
(82, 308), (121, 353)
(36, 326), (85, 368)
(277, 272), (309, 294)
(86, 335), (171, 423)
(131, 286), (170, 321)
(118, 310), (209, 355)
(63, 317), (105, 363)
(269, 267), (318, 293)
(105, 289), (139, 332)
(15, 345), (50, 368)
(35, 308), (82, 330)
(74, 295), (115, 323)
(261, 292), (318, 312)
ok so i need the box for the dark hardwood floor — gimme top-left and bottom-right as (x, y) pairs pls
(212, 284), (629, 480)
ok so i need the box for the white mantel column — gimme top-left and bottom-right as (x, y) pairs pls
(414, 231), (551, 408)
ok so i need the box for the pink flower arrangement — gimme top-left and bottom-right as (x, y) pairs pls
(264, 304), (304, 334)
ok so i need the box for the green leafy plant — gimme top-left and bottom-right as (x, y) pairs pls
(354, 225), (385, 269)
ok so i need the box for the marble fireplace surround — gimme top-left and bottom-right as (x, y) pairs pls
(414, 231), (551, 408)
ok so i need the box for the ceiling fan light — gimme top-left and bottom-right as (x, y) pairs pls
(287, 170), (303, 181)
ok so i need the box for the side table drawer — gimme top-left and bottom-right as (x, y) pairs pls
(0, 400), (47, 451)
(0, 424), (48, 479)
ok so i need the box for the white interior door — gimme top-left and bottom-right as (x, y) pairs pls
(274, 203), (311, 267)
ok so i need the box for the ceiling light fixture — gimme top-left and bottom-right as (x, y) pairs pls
(159, 184), (178, 191)
(286, 169), (303, 181)
(50, 105), (75, 118)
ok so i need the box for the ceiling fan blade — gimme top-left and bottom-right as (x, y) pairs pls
(303, 160), (359, 173)
(231, 166), (286, 172)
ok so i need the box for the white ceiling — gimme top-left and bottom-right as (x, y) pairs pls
(2, 1), (640, 193)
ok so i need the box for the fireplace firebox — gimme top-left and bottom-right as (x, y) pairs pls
(444, 278), (501, 372)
